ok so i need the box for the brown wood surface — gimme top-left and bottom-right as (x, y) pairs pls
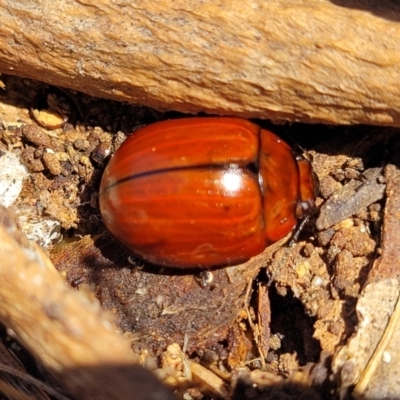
(0, 1), (400, 126)
(0, 208), (175, 400)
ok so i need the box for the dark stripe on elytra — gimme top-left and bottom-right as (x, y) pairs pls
(99, 163), (259, 196)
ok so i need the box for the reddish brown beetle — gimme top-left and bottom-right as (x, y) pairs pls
(99, 118), (316, 268)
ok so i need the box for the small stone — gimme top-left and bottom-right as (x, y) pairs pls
(22, 125), (51, 148)
(43, 152), (63, 175)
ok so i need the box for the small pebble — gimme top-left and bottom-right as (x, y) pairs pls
(43, 152), (63, 175)
(22, 125), (51, 148)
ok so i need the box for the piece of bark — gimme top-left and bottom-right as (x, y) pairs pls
(367, 164), (400, 283)
(257, 284), (271, 362)
(1, 1), (400, 126)
(0, 208), (175, 400)
(332, 165), (400, 399)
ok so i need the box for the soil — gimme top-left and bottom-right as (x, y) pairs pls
(1, 73), (398, 400)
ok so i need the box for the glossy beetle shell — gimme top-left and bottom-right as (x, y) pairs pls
(99, 118), (316, 268)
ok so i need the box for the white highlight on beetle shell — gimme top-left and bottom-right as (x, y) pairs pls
(221, 170), (241, 194)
